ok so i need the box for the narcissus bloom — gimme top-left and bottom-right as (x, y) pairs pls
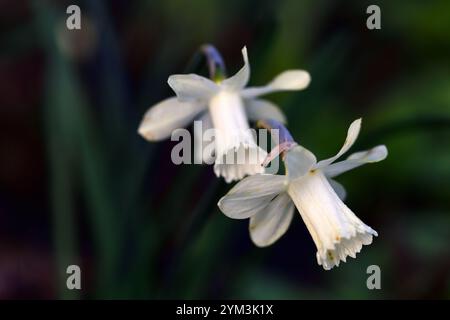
(218, 119), (387, 269)
(138, 46), (310, 182)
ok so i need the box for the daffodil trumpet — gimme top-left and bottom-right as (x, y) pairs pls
(138, 45), (311, 182)
(218, 119), (388, 270)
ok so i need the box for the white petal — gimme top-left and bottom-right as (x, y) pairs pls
(241, 70), (311, 98)
(249, 192), (294, 247)
(217, 174), (288, 219)
(193, 113), (216, 164)
(287, 170), (377, 270)
(138, 97), (205, 141)
(244, 99), (287, 123)
(324, 145), (388, 178)
(328, 178), (346, 201)
(284, 145), (317, 181)
(316, 118), (362, 169)
(168, 74), (219, 101)
(222, 46), (250, 90)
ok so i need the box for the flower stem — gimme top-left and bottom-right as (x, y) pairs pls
(257, 119), (297, 166)
(257, 119), (295, 144)
(200, 44), (227, 81)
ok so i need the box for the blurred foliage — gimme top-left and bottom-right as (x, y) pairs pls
(0, 0), (449, 299)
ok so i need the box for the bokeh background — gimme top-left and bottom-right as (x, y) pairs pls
(1, 0), (450, 299)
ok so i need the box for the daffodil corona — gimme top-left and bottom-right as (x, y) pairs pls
(218, 119), (388, 270)
(208, 90), (265, 181)
(138, 46), (310, 182)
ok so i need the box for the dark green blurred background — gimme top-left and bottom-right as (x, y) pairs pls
(1, 0), (449, 299)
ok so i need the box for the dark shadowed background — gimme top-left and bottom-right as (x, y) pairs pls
(1, 0), (449, 299)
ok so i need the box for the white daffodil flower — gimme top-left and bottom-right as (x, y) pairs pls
(218, 118), (388, 270)
(138, 46), (310, 183)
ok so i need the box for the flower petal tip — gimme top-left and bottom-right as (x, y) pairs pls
(137, 126), (153, 141)
(271, 70), (311, 91)
(352, 118), (362, 129)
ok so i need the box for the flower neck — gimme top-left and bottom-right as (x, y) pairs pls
(200, 44), (227, 81)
